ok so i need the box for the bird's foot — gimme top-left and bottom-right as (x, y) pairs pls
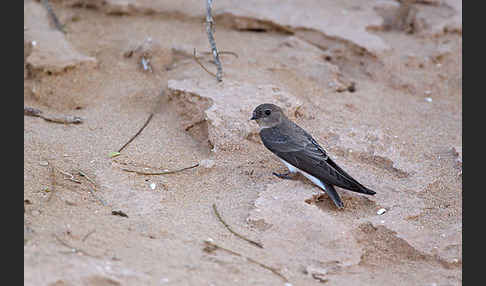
(272, 171), (296, 180)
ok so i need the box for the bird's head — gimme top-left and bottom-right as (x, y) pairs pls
(250, 103), (285, 129)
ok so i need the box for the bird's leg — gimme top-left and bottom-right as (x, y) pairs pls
(272, 171), (297, 180)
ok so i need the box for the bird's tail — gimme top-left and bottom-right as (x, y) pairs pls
(324, 157), (376, 196)
(321, 181), (344, 209)
(353, 185), (376, 195)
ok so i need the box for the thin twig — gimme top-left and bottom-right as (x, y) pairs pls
(193, 48), (217, 79)
(87, 188), (107, 206)
(202, 51), (239, 59)
(54, 234), (97, 257)
(24, 106), (42, 117)
(77, 169), (108, 206)
(42, 114), (83, 124)
(206, 0), (223, 81)
(212, 204), (263, 249)
(24, 106), (83, 124)
(77, 169), (97, 186)
(185, 118), (206, 131)
(46, 161), (57, 202)
(203, 240), (288, 282)
(41, 0), (65, 33)
(118, 113), (154, 153)
(55, 167), (82, 184)
(121, 163), (199, 176)
(81, 230), (96, 242)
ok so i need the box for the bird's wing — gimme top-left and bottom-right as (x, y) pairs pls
(260, 127), (375, 195)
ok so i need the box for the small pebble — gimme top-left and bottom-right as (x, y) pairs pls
(39, 161), (49, 166)
(377, 208), (387, 215)
(150, 182), (156, 190)
(141, 57), (151, 72)
(31, 40), (37, 46)
(425, 97), (432, 102)
(200, 159), (215, 169)
(424, 90), (432, 95)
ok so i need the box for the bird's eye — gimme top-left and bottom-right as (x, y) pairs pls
(264, 109), (271, 116)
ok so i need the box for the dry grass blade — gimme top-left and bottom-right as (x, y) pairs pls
(46, 161), (57, 202)
(55, 168), (82, 184)
(121, 163), (199, 175)
(81, 230), (96, 242)
(118, 113), (154, 153)
(193, 48), (217, 79)
(54, 234), (97, 257)
(203, 240), (288, 282)
(202, 50), (239, 59)
(77, 170), (96, 186)
(77, 169), (108, 206)
(213, 203), (263, 248)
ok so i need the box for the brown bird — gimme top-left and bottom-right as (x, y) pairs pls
(251, 103), (376, 208)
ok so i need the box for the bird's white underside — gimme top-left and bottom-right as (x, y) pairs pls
(280, 159), (328, 192)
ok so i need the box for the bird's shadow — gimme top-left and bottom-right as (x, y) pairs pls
(305, 193), (340, 210)
(305, 191), (378, 215)
(272, 170), (378, 214)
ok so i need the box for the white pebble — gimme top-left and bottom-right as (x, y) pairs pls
(200, 159), (215, 169)
(141, 57), (151, 71)
(425, 97), (432, 102)
(424, 90), (432, 95)
(150, 182), (156, 190)
(377, 208), (387, 215)
(39, 161), (49, 166)
(31, 40), (37, 46)
(284, 283), (293, 286)
(380, 220), (385, 224)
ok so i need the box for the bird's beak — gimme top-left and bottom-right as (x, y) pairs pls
(250, 114), (257, 120)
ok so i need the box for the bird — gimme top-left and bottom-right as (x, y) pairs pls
(250, 103), (376, 209)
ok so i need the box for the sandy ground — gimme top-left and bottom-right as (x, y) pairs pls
(24, 0), (462, 285)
